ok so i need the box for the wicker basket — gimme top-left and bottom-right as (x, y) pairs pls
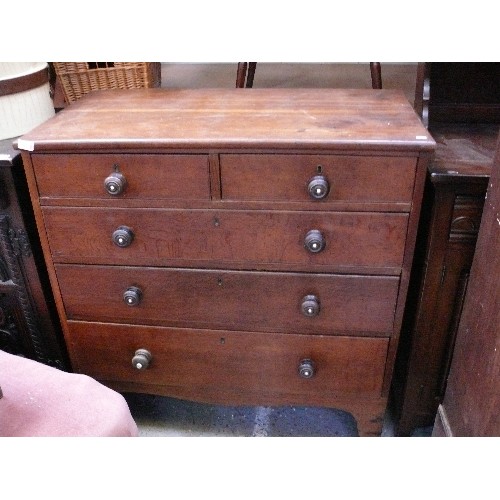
(52, 62), (161, 104)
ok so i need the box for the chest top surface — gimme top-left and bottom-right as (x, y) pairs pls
(18, 88), (434, 153)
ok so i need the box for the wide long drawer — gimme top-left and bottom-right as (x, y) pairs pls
(55, 265), (399, 335)
(32, 154), (210, 200)
(66, 321), (389, 399)
(220, 154), (416, 206)
(43, 207), (408, 273)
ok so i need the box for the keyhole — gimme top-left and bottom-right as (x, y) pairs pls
(317, 165), (323, 174)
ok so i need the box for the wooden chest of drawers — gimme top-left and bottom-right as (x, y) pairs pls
(18, 89), (435, 436)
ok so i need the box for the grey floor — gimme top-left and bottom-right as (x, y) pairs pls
(123, 63), (430, 438)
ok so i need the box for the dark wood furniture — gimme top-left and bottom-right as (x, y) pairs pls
(391, 63), (499, 435)
(236, 62), (257, 88)
(18, 88), (434, 436)
(433, 132), (500, 436)
(419, 63), (500, 124)
(0, 138), (66, 368)
(236, 62), (383, 89)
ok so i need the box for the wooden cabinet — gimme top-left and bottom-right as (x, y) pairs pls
(0, 138), (66, 367)
(18, 88), (434, 436)
(391, 63), (498, 435)
(432, 134), (500, 437)
(391, 158), (491, 435)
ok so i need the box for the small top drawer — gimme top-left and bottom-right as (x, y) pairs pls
(31, 154), (210, 201)
(220, 154), (417, 207)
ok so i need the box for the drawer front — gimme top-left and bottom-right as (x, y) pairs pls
(220, 154), (416, 205)
(67, 321), (389, 398)
(32, 154), (210, 200)
(43, 207), (408, 272)
(55, 265), (399, 335)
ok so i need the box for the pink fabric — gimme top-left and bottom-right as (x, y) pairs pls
(0, 350), (138, 437)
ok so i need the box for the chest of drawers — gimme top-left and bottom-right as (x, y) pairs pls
(18, 89), (435, 436)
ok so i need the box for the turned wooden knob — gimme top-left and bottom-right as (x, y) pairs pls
(123, 286), (142, 306)
(304, 229), (325, 253)
(132, 349), (152, 370)
(308, 175), (329, 200)
(301, 295), (320, 317)
(298, 359), (315, 379)
(104, 171), (127, 195)
(112, 226), (134, 248)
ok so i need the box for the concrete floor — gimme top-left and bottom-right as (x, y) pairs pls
(122, 63), (430, 438)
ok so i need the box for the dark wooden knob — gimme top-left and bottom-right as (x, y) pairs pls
(123, 286), (142, 306)
(132, 349), (152, 370)
(298, 359), (315, 379)
(304, 229), (325, 253)
(301, 295), (320, 317)
(112, 226), (134, 247)
(104, 171), (127, 195)
(308, 175), (329, 200)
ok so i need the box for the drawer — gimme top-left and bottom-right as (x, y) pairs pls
(55, 265), (400, 335)
(220, 154), (416, 206)
(66, 321), (389, 398)
(43, 207), (408, 273)
(32, 154), (210, 201)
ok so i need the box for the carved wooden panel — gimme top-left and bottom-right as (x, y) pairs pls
(0, 139), (67, 368)
(449, 195), (485, 242)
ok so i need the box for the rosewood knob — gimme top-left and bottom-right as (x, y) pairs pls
(132, 349), (152, 370)
(112, 226), (134, 248)
(304, 229), (325, 253)
(301, 295), (320, 317)
(104, 171), (127, 196)
(308, 175), (329, 200)
(123, 286), (142, 306)
(298, 359), (315, 379)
